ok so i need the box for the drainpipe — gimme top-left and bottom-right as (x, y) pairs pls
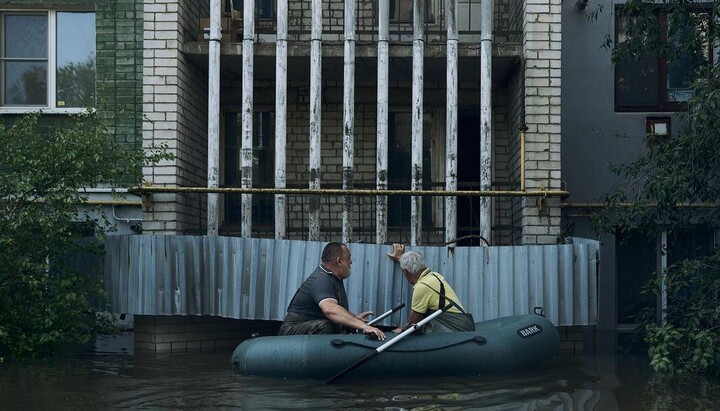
(411, 0), (425, 246)
(309, 0), (323, 241)
(479, 0), (493, 244)
(376, 0), (390, 244)
(241, 0), (255, 238)
(207, 0), (221, 236)
(342, 0), (356, 243)
(445, 0), (458, 246)
(275, 0), (288, 239)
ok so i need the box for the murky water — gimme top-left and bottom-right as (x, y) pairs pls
(1, 333), (718, 410)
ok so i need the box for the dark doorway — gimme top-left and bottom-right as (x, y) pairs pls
(456, 111), (481, 246)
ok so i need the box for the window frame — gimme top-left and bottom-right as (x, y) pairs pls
(389, 0), (434, 24)
(0, 9), (94, 114)
(387, 110), (434, 230)
(614, 7), (712, 113)
(222, 109), (276, 234)
(615, 227), (718, 329)
(230, 0), (275, 21)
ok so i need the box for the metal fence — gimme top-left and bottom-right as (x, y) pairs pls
(103, 235), (598, 326)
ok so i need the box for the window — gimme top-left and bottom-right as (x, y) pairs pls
(390, 0), (433, 23)
(230, 0), (275, 20)
(615, 228), (716, 326)
(224, 111), (275, 232)
(387, 112), (432, 230)
(646, 116), (671, 138)
(0, 10), (95, 111)
(615, 8), (709, 112)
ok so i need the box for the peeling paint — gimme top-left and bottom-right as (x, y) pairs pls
(445, 0), (459, 245)
(375, 0), (390, 245)
(207, 0), (222, 236)
(308, 0), (322, 242)
(479, 0), (493, 244)
(274, 0), (288, 239)
(411, 0), (425, 246)
(241, 0), (255, 239)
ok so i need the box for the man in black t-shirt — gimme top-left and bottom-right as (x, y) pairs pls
(278, 242), (386, 340)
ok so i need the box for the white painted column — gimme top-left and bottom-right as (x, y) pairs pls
(342, 0), (356, 243)
(275, 0), (288, 239)
(241, 0), (255, 238)
(207, 0), (221, 236)
(376, 0), (390, 244)
(308, 0), (323, 241)
(445, 0), (458, 245)
(411, 0), (425, 246)
(479, 0), (493, 244)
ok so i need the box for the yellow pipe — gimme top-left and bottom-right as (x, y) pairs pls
(128, 185), (569, 198)
(561, 202), (720, 209)
(82, 200), (143, 206)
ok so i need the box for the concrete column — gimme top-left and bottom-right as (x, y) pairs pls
(241, 0), (255, 238)
(410, 0), (425, 246)
(445, 0), (458, 245)
(207, 0), (221, 236)
(275, 0), (288, 239)
(342, 0), (356, 242)
(308, 0), (323, 241)
(479, 0), (493, 244)
(376, 0), (390, 244)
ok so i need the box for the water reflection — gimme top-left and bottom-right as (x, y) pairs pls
(0, 334), (718, 410)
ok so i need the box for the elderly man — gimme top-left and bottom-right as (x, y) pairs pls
(387, 244), (475, 333)
(279, 242), (386, 340)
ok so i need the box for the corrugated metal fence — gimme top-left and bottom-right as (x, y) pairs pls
(104, 235), (599, 326)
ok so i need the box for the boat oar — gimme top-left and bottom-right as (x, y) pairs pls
(326, 303), (453, 384)
(366, 302), (405, 327)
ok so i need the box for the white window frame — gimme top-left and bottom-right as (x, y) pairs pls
(0, 9), (92, 114)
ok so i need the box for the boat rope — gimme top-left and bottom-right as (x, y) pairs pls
(330, 335), (486, 352)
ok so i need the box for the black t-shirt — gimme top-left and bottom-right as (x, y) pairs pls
(286, 265), (349, 320)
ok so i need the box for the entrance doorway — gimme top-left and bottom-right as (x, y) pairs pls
(456, 111), (481, 246)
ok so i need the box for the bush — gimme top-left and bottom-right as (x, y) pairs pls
(0, 112), (167, 358)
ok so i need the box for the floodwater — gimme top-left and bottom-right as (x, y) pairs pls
(1, 333), (718, 410)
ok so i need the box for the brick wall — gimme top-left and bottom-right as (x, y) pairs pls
(518, 0), (562, 245)
(143, 0), (209, 235)
(134, 315), (280, 352)
(96, 0), (144, 153)
(557, 325), (593, 356)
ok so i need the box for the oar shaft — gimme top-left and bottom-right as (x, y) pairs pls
(375, 307), (445, 353)
(366, 302), (405, 326)
(325, 350), (379, 384)
(327, 303), (453, 384)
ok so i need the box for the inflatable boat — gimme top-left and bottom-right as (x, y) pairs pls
(231, 312), (560, 381)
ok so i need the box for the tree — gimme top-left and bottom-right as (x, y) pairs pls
(593, 1), (720, 377)
(0, 112), (168, 359)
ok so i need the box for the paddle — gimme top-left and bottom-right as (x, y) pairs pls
(365, 302), (405, 327)
(326, 302), (454, 384)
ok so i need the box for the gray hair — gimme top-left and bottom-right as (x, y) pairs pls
(399, 251), (428, 277)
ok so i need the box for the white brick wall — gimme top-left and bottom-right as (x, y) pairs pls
(509, 0), (563, 245)
(143, 0), (209, 234)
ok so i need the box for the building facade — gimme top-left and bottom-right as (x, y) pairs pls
(3, 0), (712, 353)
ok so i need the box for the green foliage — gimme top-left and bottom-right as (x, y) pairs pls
(640, 250), (720, 377)
(0, 112), (169, 359)
(593, 0), (720, 378)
